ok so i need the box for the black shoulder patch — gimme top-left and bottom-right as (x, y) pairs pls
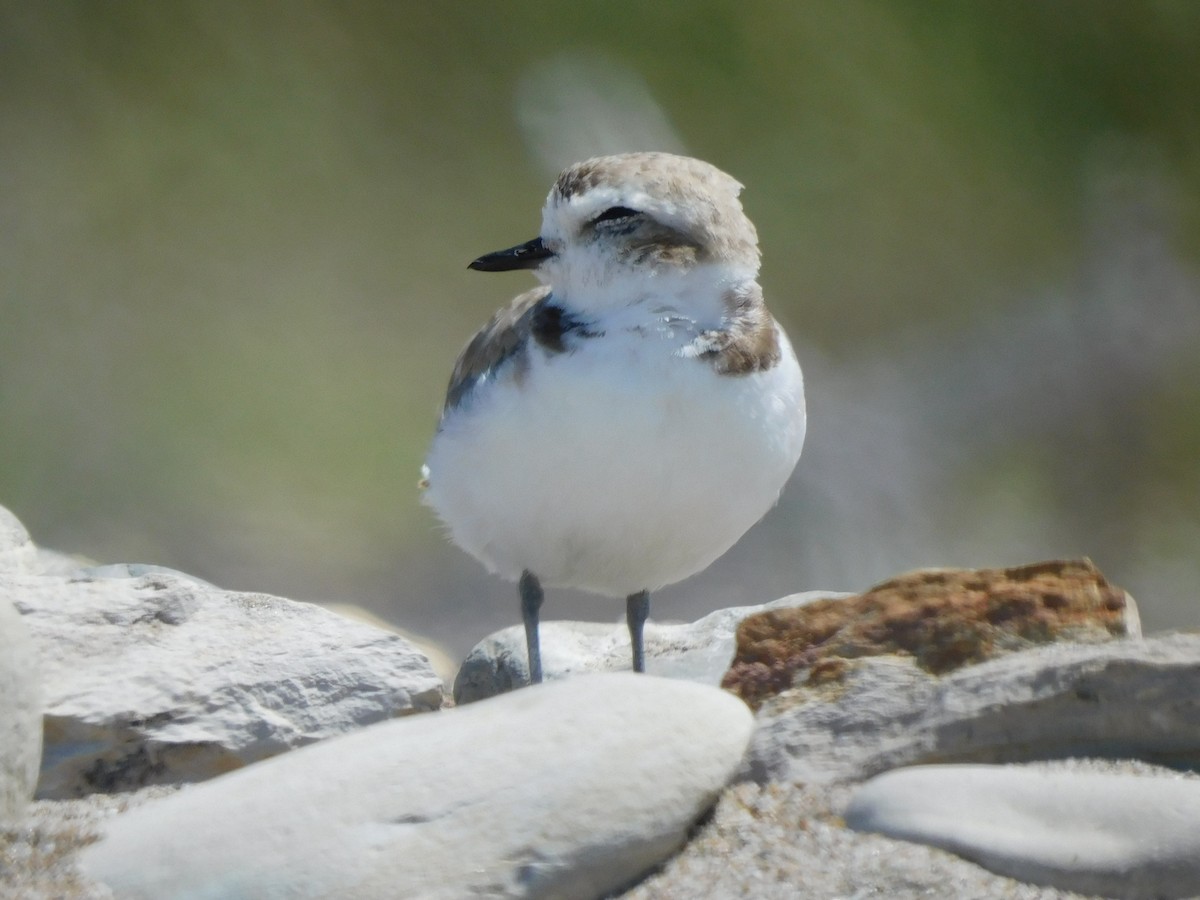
(442, 287), (547, 414)
(530, 302), (603, 354)
(441, 289), (602, 417)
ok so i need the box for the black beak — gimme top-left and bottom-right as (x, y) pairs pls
(468, 237), (554, 272)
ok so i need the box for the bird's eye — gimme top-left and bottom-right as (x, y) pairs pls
(593, 206), (640, 225)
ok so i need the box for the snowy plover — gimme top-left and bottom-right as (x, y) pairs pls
(422, 152), (806, 683)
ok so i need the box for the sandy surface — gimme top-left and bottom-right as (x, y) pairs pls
(0, 786), (176, 899)
(626, 759), (1191, 900)
(623, 779), (1089, 899)
(1, 760), (1184, 899)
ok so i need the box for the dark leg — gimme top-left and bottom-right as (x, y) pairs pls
(519, 570), (544, 685)
(626, 590), (650, 673)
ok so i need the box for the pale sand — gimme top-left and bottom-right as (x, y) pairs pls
(2, 760), (1177, 899)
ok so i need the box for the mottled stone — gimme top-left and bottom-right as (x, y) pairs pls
(723, 559), (1138, 708)
(743, 632), (1200, 785)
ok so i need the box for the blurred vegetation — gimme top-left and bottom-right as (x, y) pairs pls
(2, 1), (1198, 654)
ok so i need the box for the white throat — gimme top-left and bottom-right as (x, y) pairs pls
(537, 257), (757, 328)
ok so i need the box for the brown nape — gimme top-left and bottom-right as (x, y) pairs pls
(690, 284), (782, 376)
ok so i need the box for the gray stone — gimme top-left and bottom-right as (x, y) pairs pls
(9, 569), (444, 798)
(79, 673), (755, 900)
(455, 590), (846, 703)
(0, 595), (42, 824)
(846, 764), (1200, 899)
(745, 632), (1200, 784)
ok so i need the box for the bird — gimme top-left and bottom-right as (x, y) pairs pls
(421, 151), (806, 685)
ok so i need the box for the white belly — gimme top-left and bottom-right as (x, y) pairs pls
(423, 328), (805, 597)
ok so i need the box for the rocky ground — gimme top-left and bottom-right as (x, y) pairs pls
(4, 502), (1200, 899)
(9, 762), (1188, 899)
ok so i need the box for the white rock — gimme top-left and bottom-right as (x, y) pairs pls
(455, 590), (847, 703)
(32, 546), (94, 575)
(846, 764), (1200, 899)
(8, 569), (444, 798)
(80, 673), (754, 900)
(745, 633), (1200, 784)
(323, 602), (459, 685)
(0, 596), (41, 824)
(0, 505), (36, 575)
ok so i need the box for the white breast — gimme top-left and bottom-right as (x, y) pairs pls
(423, 323), (805, 597)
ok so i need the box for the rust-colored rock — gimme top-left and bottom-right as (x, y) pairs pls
(722, 559), (1137, 709)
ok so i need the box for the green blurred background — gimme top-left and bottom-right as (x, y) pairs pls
(2, 1), (1198, 657)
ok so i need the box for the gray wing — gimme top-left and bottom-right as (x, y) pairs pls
(441, 286), (551, 416)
